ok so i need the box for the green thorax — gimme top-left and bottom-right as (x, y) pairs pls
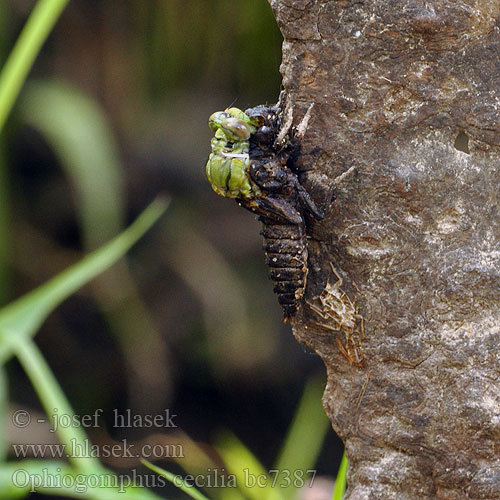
(206, 107), (261, 199)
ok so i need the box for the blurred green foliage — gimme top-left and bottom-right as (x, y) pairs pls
(143, 376), (332, 500)
(0, 199), (168, 498)
(0, 0), (345, 498)
(133, 0), (282, 99)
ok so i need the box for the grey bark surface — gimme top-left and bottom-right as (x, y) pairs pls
(268, 1), (500, 498)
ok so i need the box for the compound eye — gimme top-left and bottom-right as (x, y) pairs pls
(208, 111), (230, 132)
(221, 117), (253, 140)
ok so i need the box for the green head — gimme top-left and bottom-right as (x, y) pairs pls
(206, 107), (260, 199)
(208, 107), (258, 142)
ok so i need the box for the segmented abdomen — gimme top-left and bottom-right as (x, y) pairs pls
(260, 220), (308, 318)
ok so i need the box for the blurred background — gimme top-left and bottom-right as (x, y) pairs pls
(1, 0), (343, 498)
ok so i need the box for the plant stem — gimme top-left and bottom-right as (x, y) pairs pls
(13, 339), (101, 473)
(0, 136), (9, 305)
(0, 0), (70, 133)
(332, 452), (348, 500)
(141, 459), (212, 500)
(0, 0), (11, 306)
(0, 364), (7, 460)
(0, 197), (168, 358)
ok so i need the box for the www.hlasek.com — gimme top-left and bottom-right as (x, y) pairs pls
(12, 438), (183, 460)
(12, 468), (319, 494)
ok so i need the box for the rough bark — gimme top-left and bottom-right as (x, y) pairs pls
(268, 1), (500, 498)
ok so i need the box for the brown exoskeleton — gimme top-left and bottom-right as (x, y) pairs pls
(307, 263), (364, 367)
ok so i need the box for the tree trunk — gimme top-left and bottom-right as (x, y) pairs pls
(268, 1), (500, 498)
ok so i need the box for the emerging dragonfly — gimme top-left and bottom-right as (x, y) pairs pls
(206, 102), (328, 319)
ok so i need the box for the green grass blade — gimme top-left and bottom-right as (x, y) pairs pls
(19, 79), (169, 413)
(0, 0), (70, 134)
(0, 461), (75, 499)
(273, 376), (330, 500)
(332, 452), (348, 500)
(0, 5), (12, 306)
(0, 197), (168, 362)
(0, 460), (165, 499)
(20, 80), (124, 250)
(0, 365), (6, 461)
(141, 459), (211, 500)
(11, 340), (102, 473)
(215, 431), (282, 500)
(0, 135), (9, 305)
